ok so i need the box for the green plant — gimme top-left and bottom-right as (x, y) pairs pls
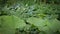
(0, 0), (60, 34)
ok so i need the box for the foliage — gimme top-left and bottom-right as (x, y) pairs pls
(0, 0), (60, 34)
(0, 16), (26, 34)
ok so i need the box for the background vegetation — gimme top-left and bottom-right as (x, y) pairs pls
(0, 0), (60, 34)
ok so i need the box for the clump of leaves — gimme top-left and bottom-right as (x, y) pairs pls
(0, 0), (60, 34)
(15, 25), (41, 34)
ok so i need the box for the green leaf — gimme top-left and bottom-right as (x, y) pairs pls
(27, 17), (60, 34)
(0, 15), (26, 34)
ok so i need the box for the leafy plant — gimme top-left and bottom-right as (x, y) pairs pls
(0, 0), (60, 34)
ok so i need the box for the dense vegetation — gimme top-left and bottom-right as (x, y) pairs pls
(0, 0), (60, 34)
